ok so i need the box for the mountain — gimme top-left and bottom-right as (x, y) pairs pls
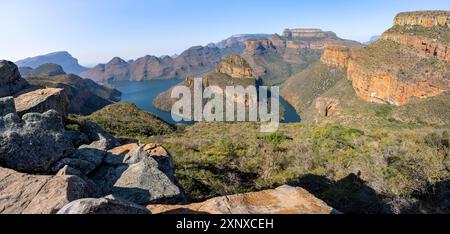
(81, 29), (359, 85)
(81, 46), (222, 82)
(25, 73), (121, 115)
(20, 63), (66, 77)
(363, 35), (380, 45)
(15, 51), (88, 74)
(281, 10), (450, 126)
(241, 29), (362, 85)
(153, 54), (258, 114)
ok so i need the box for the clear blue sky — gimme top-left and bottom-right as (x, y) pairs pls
(1, 0), (448, 66)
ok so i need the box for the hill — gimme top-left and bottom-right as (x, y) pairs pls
(15, 51), (87, 74)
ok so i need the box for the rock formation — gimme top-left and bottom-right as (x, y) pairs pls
(320, 46), (353, 68)
(215, 55), (255, 78)
(242, 29), (361, 85)
(315, 11), (449, 106)
(0, 104), (186, 213)
(0, 167), (92, 214)
(14, 88), (69, 117)
(154, 55), (257, 114)
(315, 97), (340, 117)
(148, 185), (338, 214)
(0, 60), (28, 98)
(0, 106), (74, 173)
(394, 11), (450, 28)
(57, 195), (150, 214)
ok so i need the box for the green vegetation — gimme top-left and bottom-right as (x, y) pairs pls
(149, 122), (449, 213)
(66, 102), (175, 139)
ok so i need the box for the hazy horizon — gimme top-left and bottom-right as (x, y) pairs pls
(1, 0), (449, 66)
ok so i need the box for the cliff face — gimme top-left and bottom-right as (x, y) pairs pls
(382, 29), (450, 64)
(320, 46), (353, 68)
(242, 29), (361, 85)
(394, 11), (450, 28)
(316, 11), (450, 106)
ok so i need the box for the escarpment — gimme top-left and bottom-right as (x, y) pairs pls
(394, 11), (450, 28)
(317, 11), (450, 106)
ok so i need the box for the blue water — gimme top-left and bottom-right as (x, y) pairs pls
(110, 80), (301, 125)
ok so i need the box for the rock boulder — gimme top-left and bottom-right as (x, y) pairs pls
(14, 88), (69, 117)
(148, 185), (339, 214)
(0, 167), (91, 214)
(57, 195), (150, 214)
(0, 60), (28, 98)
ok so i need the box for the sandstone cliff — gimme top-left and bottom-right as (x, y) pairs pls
(316, 11), (450, 106)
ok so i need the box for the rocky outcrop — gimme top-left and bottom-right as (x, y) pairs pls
(0, 167), (91, 214)
(381, 32), (450, 64)
(15, 51), (87, 75)
(0, 60), (28, 98)
(0, 97), (16, 116)
(394, 11), (450, 28)
(320, 46), (353, 68)
(14, 88), (69, 117)
(57, 195), (150, 214)
(315, 97), (340, 117)
(148, 185), (338, 214)
(0, 107), (74, 173)
(215, 55), (255, 78)
(87, 143), (186, 205)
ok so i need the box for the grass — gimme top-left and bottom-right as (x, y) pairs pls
(147, 121), (449, 213)
(65, 102), (175, 140)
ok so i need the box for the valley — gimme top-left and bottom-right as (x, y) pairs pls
(0, 9), (449, 215)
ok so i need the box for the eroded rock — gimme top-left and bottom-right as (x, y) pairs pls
(0, 167), (91, 214)
(0, 110), (74, 173)
(14, 88), (69, 117)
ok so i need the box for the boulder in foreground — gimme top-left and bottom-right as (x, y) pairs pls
(57, 195), (150, 214)
(147, 185), (339, 214)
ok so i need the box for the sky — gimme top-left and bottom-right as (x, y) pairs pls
(1, 0), (449, 66)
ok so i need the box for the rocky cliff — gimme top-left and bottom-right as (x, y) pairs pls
(242, 29), (361, 85)
(320, 46), (354, 68)
(315, 11), (450, 106)
(394, 11), (450, 28)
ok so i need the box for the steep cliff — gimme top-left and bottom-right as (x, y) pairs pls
(242, 29), (361, 85)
